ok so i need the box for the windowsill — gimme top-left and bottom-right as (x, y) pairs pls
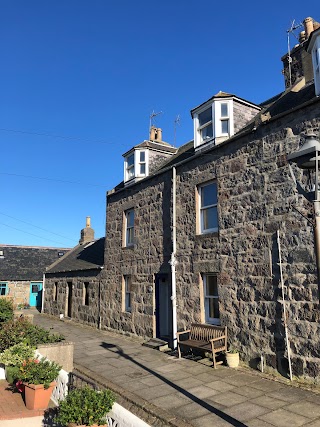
(196, 230), (219, 237)
(206, 320), (221, 326)
(122, 244), (134, 250)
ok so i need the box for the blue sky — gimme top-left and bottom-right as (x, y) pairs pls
(1, 1), (319, 248)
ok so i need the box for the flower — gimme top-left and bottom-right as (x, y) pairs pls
(19, 357), (61, 389)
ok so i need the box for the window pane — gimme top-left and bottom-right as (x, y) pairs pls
(127, 228), (133, 244)
(221, 103), (228, 118)
(198, 108), (212, 126)
(128, 166), (134, 179)
(126, 293), (131, 311)
(201, 183), (217, 207)
(125, 278), (131, 292)
(140, 151), (145, 162)
(0, 287), (6, 296)
(140, 163), (146, 175)
(202, 207), (218, 230)
(208, 298), (220, 319)
(201, 124), (213, 141)
(206, 276), (218, 296)
(127, 210), (134, 227)
(221, 119), (229, 134)
(127, 154), (134, 166)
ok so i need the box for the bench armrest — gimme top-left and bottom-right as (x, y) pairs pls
(209, 335), (226, 343)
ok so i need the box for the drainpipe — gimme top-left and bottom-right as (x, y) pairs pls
(169, 166), (178, 349)
(41, 272), (45, 313)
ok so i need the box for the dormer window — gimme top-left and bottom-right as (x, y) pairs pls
(193, 99), (234, 148)
(124, 150), (148, 183)
(198, 107), (213, 143)
(126, 153), (135, 181)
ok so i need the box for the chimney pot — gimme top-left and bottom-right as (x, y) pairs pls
(304, 17), (314, 39)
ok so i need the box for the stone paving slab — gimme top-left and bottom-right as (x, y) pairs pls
(32, 312), (320, 427)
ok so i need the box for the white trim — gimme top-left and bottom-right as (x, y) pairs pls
(198, 182), (218, 234)
(203, 274), (220, 325)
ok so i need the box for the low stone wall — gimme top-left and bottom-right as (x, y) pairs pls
(36, 341), (74, 372)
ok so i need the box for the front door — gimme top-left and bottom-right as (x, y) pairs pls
(155, 274), (172, 341)
(29, 282), (43, 308)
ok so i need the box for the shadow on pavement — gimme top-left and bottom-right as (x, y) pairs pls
(100, 341), (247, 427)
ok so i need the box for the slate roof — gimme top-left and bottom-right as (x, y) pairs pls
(46, 237), (105, 274)
(0, 245), (71, 281)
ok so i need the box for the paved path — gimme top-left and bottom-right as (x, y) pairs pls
(34, 312), (320, 427)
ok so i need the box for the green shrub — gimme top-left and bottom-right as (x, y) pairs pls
(19, 357), (61, 389)
(0, 318), (64, 352)
(0, 299), (13, 323)
(0, 342), (35, 366)
(55, 386), (116, 426)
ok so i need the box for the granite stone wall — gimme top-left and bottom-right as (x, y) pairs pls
(44, 271), (102, 327)
(105, 99), (320, 378)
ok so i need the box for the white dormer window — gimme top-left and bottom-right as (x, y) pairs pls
(198, 107), (213, 143)
(193, 99), (234, 148)
(124, 150), (148, 183)
(126, 153), (135, 181)
(138, 151), (146, 176)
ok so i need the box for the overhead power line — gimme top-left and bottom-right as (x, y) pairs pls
(0, 212), (76, 242)
(0, 172), (106, 187)
(0, 222), (75, 246)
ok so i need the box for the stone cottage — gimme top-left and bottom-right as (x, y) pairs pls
(0, 244), (69, 308)
(43, 217), (105, 327)
(44, 17), (320, 378)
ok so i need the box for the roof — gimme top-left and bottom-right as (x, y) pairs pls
(190, 91), (260, 116)
(46, 238), (105, 274)
(109, 82), (318, 197)
(122, 139), (176, 157)
(0, 245), (71, 281)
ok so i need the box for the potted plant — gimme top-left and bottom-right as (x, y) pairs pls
(226, 347), (240, 368)
(55, 386), (116, 427)
(0, 342), (35, 384)
(18, 357), (61, 410)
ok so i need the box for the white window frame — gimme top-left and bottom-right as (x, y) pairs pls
(124, 276), (132, 312)
(125, 152), (135, 182)
(193, 99), (234, 147)
(136, 150), (148, 177)
(203, 274), (220, 325)
(0, 282), (8, 296)
(125, 209), (134, 247)
(198, 181), (218, 234)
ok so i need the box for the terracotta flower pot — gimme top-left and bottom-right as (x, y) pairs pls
(23, 381), (56, 410)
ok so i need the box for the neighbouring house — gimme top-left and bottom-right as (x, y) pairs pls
(43, 217), (105, 327)
(0, 244), (70, 308)
(44, 17), (320, 379)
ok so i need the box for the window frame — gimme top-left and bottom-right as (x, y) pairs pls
(0, 282), (8, 296)
(193, 99), (234, 147)
(202, 274), (220, 325)
(198, 181), (218, 234)
(125, 208), (135, 247)
(123, 275), (132, 313)
(125, 152), (135, 182)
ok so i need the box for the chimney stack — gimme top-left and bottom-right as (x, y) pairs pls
(79, 216), (95, 245)
(149, 126), (162, 142)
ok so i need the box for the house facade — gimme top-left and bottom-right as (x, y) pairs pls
(0, 244), (69, 308)
(43, 218), (105, 327)
(103, 17), (320, 378)
(43, 17), (320, 378)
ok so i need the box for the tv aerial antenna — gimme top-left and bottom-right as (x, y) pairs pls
(174, 115), (181, 147)
(149, 110), (162, 131)
(286, 19), (303, 87)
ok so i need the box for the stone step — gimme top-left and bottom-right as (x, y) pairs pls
(142, 338), (169, 352)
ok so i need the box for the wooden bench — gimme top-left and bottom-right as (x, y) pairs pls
(177, 323), (227, 369)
